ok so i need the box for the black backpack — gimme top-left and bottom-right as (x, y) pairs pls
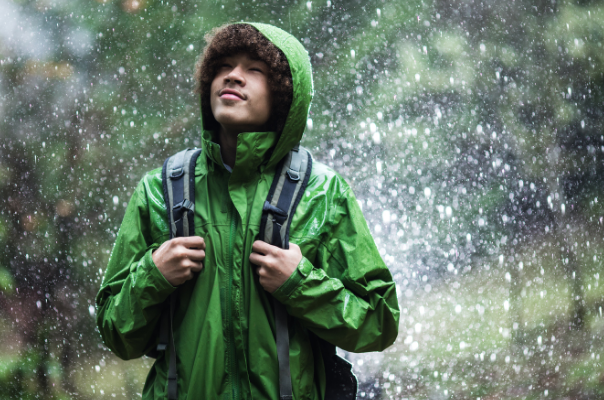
(151, 146), (357, 400)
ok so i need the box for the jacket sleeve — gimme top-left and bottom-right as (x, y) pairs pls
(95, 179), (175, 360)
(272, 185), (400, 353)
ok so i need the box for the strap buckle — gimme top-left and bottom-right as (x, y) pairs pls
(262, 201), (287, 217)
(173, 199), (194, 213)
(169, 167), (184, 179)
(286, 169), (300, 181)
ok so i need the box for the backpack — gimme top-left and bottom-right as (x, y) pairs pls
(151, 146), (357, 400)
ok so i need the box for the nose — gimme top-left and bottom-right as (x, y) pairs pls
(224, 64), (245, 86)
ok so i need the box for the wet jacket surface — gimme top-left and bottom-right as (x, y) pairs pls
(96, 23), (400, 400)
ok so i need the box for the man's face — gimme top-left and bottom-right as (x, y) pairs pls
(210, 53), (272, 134)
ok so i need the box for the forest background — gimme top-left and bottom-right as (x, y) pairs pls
(1, 0), (604, 399)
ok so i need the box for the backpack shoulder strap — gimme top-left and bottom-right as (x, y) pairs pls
(259, 144), (312, 249)
(259, 144), (312, 400)
(162, 148), (202, 239)
(152, 148), (201, 400)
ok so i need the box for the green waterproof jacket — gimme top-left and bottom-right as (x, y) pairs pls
(96, 23), (399, 400)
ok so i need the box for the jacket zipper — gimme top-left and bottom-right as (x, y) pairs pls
(227, 201), (240, 400)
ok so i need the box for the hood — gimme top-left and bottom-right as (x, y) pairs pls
(200, 23), (313, 174)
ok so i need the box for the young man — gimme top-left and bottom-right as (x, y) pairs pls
(96, 23), (399, 399)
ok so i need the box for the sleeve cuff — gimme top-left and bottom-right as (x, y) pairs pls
(272, 256), (313, 303)
(133, 247), (177, 304)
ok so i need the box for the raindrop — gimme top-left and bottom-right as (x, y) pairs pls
(372, 131), (380, 144)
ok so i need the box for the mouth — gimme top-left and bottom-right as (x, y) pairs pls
(219, 88), (245, 101)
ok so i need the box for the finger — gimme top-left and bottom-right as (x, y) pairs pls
(251, 240), (275, 255)
(177, 236), (206, 249)
(249, 252), (266, 266)
(256, 266), (267, 277)
(190, 261), (204, 273)
(185, 269), (195, 281)
(185, 248), (205, 262)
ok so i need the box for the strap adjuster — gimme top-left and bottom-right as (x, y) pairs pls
(263, 201), (287, 217)
(173, 199), (194, 213)
(170, 167), (184, 179)
(286, 169), (300, 181)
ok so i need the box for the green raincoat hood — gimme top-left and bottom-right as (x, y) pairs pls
(201, 23), (314, 173)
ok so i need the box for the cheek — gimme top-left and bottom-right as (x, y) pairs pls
(260, 85), (272, 118)
(209, 79), (224, 115)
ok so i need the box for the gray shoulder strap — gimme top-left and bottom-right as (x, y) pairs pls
(162, 148), (202, 239)
(259, 145), (312, 400)
(261, 145), (312, 248)
(157, 147), (202, 400)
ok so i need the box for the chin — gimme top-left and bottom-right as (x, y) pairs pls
(215, 111), (245, 126)
(217, 117), (250, 130)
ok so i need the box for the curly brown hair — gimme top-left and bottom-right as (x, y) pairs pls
(194, 24), (293, 134)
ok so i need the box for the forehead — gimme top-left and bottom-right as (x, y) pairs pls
(220, 52), (268, 65)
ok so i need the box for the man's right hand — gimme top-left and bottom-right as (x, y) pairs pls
(152, 236), (206, 286)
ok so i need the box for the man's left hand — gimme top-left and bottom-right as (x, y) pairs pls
(249, 241), (303, 293)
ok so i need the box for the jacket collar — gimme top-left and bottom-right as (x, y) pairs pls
(201, 129), (278, 182)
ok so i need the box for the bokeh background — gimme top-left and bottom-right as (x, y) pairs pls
(1, 0), (604, 398)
